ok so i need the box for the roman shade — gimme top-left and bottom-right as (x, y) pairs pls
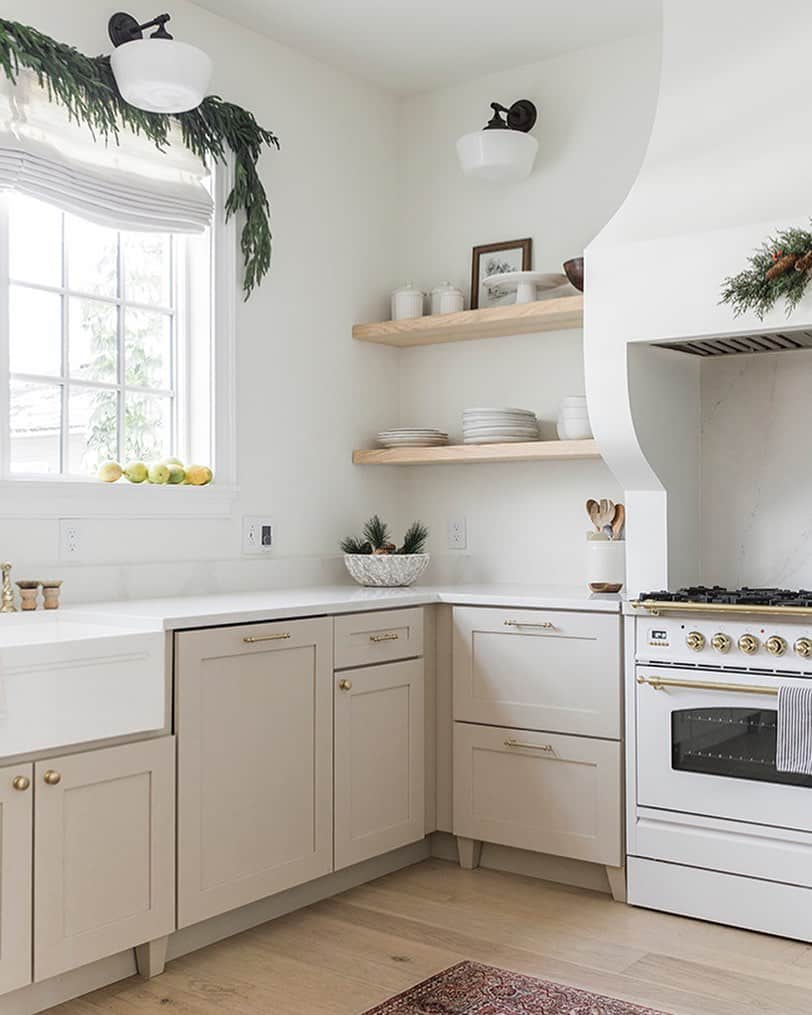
(0, 69), (213, 233)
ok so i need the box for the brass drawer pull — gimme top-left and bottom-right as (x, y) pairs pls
(504, 739), (555, 753)
(43, 770), (62, 786)
(243, 632), (292, 644)
(369, 632), (399, 643)
(504, 620), (555, 630)
(338, 679), (353, 691)
(12, 775), (30, 791)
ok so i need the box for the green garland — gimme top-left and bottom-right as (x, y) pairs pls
(0, 19), (279, 298)
(720, 225), (812, 319)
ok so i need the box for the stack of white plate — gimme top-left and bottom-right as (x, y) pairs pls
(462, 407), (539, 444)
(556, 396), (592, 440)
(377, 428), (449, 448)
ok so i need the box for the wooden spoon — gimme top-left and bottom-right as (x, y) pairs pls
(611, 503), (625, 541)
(586, 499), (601, 532)
(595, 498), (615, 531)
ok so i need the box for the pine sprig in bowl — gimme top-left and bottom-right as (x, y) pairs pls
(341, 515), (430, 586)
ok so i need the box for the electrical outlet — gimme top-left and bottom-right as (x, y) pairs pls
(447, 517), (467, 550)
(243, 516), (273, 555)
(59, 519), (84, 560)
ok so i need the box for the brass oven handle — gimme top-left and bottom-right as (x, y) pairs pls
(637, 675), (777, 696)
(504, 620), (556, 630)
(504, 738), (555, 753)
(632, 599), (812, 618)
(243, 633), (292, 644)
(370, 632), (399, 643)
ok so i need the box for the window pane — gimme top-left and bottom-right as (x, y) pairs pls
(68, 387), (118, 476)
(69, 298), (118, 384)
(123, 233), (171, 307)
(124, 393), (172, 463)
(9, 194), (63, 287)
(66, 215), (118, 297)
(10, 380), (62, 474)
(10, 285), (62, 376)
(125, 309), (172, 389)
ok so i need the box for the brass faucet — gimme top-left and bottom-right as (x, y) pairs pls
(1, 562), (17, 613)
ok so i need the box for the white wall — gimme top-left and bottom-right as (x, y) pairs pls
(394, 34), (661, 585)
(0, 0), (406, 602)
(701, 349), (812, 589)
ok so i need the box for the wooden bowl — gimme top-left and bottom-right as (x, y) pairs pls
(563, 257), (584, 292)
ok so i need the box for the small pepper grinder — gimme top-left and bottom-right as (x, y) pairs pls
(41, 580), (63, 610)
(1, 562), (17, 613)
(16, 581), (39, 611)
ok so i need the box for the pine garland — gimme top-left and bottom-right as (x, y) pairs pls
(721, 225), (812, 319)
(0, 18), (279, 298)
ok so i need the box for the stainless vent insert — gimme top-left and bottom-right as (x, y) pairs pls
(657, 330), (812, 357)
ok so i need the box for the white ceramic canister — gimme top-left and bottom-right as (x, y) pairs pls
(430, 281), (464, 315)
(586, 532), (625, 592)
(391, 283), (425, 321)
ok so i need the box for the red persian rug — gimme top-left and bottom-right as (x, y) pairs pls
(362, 961), (669, 1015)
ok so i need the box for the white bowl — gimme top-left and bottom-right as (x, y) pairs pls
(557, 419), (593, 440)
(344, 554), (430, 587)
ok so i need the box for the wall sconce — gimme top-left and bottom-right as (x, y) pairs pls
(456, 100), (539, 183)
(108, 11), (212, 114)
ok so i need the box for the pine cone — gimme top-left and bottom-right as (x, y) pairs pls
(372, 543), (397, 555)
(766, 253), (799, 281)
(795, 250), (812, 274)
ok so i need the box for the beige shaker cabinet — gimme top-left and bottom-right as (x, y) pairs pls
(33, 737), (175, 982)
(176, 617), (334, 928)
(334, 658), (424, 870)
(0, 763), (33, 995)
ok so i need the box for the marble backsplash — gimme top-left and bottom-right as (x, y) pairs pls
(701, 347), (812, 588)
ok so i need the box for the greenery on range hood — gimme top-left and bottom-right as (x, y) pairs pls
(0, 18), (279, 298)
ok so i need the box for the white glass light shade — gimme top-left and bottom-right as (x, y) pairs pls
(111, 39), (212, 114)
(456, 129), (538, 183)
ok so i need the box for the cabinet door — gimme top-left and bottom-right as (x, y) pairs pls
(334, 659), (424, 870)
(177, 618), (333, 928)
(0, 763), (33, 995)
(453, 607), (621, 738)
(34, 738), (175, 982)
(453, 722), (621, 866)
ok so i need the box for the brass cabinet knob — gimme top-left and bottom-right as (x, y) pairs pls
(795, 637), (812, 659)
(12, 775), (30, 791)
(711, 633), (732, 654)
(686, 631), (705, 651)
(738, 634), (759, 656)
(43, 770), (62, 786)
(338, 679), (352, 691)
(765, 635), (787, 657)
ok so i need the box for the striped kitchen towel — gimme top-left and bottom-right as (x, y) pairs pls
(777, 684), (812, 775)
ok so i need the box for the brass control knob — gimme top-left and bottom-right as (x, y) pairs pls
(43, 770), (61, 786)
(765, 635), (787, 657)
(795, 637), (812, 659)
(338, 679), (352, 691)
(12, 775), (30, 791)
(711, 633), (732, 654)
(686, 631), (705, 651)
(738, 634), (759, 656)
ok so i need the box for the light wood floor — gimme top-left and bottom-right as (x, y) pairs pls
(50, 859), (812, 1015)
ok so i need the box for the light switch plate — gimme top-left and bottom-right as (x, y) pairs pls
(447, 517), (467, 550)
(242, 516), (273, 554)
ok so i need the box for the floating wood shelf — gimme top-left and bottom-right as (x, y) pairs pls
(352, 439), (600, 466)
(352, 295), (583, 348)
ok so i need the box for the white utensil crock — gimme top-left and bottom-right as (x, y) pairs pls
(586, 533), (625, 592)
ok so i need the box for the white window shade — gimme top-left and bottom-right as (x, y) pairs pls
(0, 70), (213, 233)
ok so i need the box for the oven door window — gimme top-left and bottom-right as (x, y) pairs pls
(672, 708), (812, 787)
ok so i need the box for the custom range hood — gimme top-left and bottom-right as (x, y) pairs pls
(583, 0), (812, 593)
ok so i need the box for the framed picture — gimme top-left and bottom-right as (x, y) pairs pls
(471, 238), (532, 310)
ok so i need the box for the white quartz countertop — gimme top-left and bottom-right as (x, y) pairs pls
(57, 583), (622, 632)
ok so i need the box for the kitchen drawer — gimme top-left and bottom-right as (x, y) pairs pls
(453, 606), (620, 738)
(334, 608), (423, 670)
(454, 722), (621, 866)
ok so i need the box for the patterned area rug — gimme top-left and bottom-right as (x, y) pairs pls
(362, 961), (669, 1015)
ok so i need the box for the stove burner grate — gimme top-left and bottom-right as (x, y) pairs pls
(639, 586), (812, 608)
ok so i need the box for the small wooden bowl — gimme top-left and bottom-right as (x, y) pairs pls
(563, 257), (584, 292)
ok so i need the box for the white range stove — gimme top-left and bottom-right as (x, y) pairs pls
(626, 587), (812, 943)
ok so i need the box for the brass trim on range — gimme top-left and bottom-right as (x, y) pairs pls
(637, 675), (777, 696)
(242, 632), (292, 644)
(632, 599), (812, 618)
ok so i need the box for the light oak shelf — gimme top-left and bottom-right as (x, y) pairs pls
(352, 439), (600, 466)
(352, 295), (583, 347)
